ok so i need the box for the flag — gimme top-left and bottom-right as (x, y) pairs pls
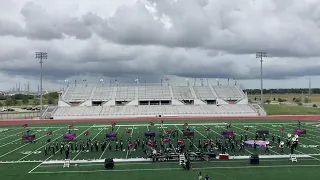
(280, 127), (284, 132)
(22, 124), (28, 128)
(48, 131), (52, 135)
(68, 124), (74, 128)
(183, 123), (188, 126)
(177, 139), (185, 145)
(165, 78), (169, 81)
(149, 122), (154, 126)
(111, 122), (116, 126)
(165, 130), (172, 134)
(84, 131), (89, 136)
(205, 127), (210, 132)
(162, 138), (170, 143)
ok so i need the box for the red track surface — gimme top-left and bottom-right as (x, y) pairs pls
(0, 115), (319, 126)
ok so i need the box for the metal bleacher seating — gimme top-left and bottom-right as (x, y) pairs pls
(54, 84), (259, 118)
(53, 104), (258, 117)
(212, 86), (243, 99)
(116, 86), (135, 100)
(63, 87), (93, 101)
(138, 86), (171, 99)
(193, 86), (216, 100)
(92, 87), (113, 100)
(171, 86), (193, 99)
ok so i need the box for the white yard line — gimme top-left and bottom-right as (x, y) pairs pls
(0, 138), (23, 147)
(29, 164), (320, 174)
(0, 130), (25, 141)
(231, 124), (279, 155)
(0, 128), (62, 159)
(202, 125), (254, 155)
(125, 125), (134, 159)
(72, 125), (104, 160)
(259, 124), (320, 154)
(99, 126), (121, 159)
(174, 125), (199, 151)
(28, 155), (54, 173)
(17, 127), (78, 161)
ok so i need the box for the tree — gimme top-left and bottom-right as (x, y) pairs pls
(47, 97), (54, 105)
(22, 97), (29, 105)
(313, 104), (317, 108)
(0, 102), (3, 107)
(5, 98), (13, 106)
(265, 99), (271, 104)
(33, 99), (40, 106)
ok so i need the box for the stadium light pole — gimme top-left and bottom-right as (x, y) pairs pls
(35, 52), (47, 119)
(256, 52), (267, 105)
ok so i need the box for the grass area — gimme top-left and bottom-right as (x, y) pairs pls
(0, 120), (320, 180)
(248, 94), (320, 102)
(264, 104), (320, 115)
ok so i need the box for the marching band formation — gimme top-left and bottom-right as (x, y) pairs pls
(39, 121), (302, 160)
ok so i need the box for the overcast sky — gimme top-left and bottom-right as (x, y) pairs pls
(1, 0), (320, 92)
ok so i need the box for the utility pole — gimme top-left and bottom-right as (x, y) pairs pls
(256, 52), (267, 105)
(35, 52), (47, 119)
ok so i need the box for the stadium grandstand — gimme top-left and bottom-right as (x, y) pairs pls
(51, 84), (266, 119)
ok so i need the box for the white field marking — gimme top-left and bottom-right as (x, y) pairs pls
(72, 125), (104, 160)
(0, 138), (23, 148)
(28, 154), (54, 174)
(0, 128), (62, 159)
(37, 158), (320, 168)
(6, 122), (299, 129)
(0, 130), (26, 141)
(17, 127), (68, 161)
(259, 124), (320, 154)
(231, 124), (280, 155)
(286, 124), (320, 142)
(294, 149), (320, 162)
(174, 125), (199, 151)
(0, 128), (21, 135)
(125, 125), (134, 159)
(99, 126), (121, 159)
(29, 164), (320, 174)
(202, 125), (254, 155)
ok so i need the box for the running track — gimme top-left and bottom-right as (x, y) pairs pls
(0, 115), (319, 126)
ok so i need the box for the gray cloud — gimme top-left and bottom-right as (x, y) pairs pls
(1, 0), (320, 91)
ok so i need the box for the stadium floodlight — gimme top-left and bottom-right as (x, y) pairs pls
(35, 52), (47, 119)
(256, 52), (267, 105)
(65, 79), (69, 87)
(100, 79), (104, 86)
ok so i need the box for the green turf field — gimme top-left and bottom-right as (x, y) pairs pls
(1, 120), (320, 180)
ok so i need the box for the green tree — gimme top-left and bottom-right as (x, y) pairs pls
(47, 97), (54, 105)
(33, 99), (40, 106)
(0, 102), (3, 107)
(5, 98), (13, 106)
(22, 97), (29, 105)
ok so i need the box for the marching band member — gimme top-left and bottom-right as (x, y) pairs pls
(265, 141), (270, 153)
(279, 141), (284, 153)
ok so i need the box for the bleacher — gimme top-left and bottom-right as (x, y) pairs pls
(172, 86), (193, 99)
(212, 86), (243, 99)
(92, 87), (113, 100)
(53, 104), (257, 118)
(63, 87), (93, 101)
(54, 84), (258, 118)
(138, 86), (171, 99)
(115, 86), (135, 100)
(193, 86), (216, 100)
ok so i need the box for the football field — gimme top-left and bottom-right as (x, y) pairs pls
(1, 119), (320, 180)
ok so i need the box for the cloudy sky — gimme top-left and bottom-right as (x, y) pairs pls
(1, 0), (320, 92)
